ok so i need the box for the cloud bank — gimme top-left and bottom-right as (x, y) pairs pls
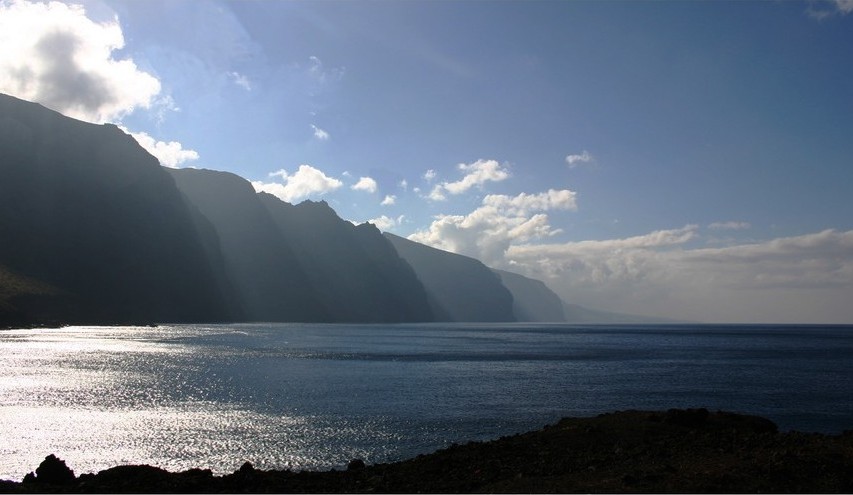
(410, 188), (577, 265)
(0, 0), (160, 123)
(507, 227), (853, 323)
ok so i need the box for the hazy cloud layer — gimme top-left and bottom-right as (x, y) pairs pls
(409, 189), (577, 265)
(252, 165), (343, 203)
(124, 128), (199, 168)
(506, 227), (853, 323)
(708, 221), (751, 230)
(808, 0), (853, 18)
(428, 159), (510, 201)
(0, 0), (160, 123)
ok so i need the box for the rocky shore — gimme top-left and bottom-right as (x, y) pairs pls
(2, 409), (852, 493)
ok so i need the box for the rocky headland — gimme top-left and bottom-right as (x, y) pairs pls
(2, 409), (852, 493)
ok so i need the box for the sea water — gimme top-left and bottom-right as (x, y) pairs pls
(1, 323), (852, 480)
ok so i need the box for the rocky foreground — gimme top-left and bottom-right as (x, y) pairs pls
(2, 409), (853, 493)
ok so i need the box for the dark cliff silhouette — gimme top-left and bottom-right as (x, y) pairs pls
(383, 233), (516, 322)
(168, 166), (434, 323)
(492, 269), (566, 322)
(1, 91), (655, 326)
(0, 93), (229, 326)
(168, 168), (328, 322)
(258, 195), (434, 322)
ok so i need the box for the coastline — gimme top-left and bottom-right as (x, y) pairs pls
(2, 408), (852, 493)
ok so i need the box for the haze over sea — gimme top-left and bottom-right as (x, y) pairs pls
(2, 323), (852, 480)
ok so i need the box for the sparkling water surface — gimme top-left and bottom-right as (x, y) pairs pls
(2, 323), (852, 480)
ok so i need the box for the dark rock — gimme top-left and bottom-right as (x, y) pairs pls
(716, 410), (778, 434)
(3, 409), (851, 493)
(33, 454), (75, 485)
(664, 407), (709, 428)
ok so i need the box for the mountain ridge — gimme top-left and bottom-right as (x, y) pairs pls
(0, 92), (664, 326)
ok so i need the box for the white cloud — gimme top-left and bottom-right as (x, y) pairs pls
(367, 214), (405, 231)
(409, 188), (577, 265)
(381, 195), (396, 206)
(229, 71), (251, 91)
(351, 176), (378, 193)
(708, 221), (751, 230)
(423, 169), (437, 182)
(308, 55), (345, 84)
(427, 185), (447, 201)
(565, 150), (593, 168)
(807, 0), (853, 18)
(311, 124), (330, 141)
(483, 189), (578, 214)
(427, 159), (510, 201)
(399, 179), (408, 191)
(0, 0), (161, 123)
(837, 0), (853, 13)
(505, 228), (853, 323)
(124, 128), (199, 168)
(252, 164), (343, 203)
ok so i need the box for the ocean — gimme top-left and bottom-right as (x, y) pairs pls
(1, 323), (852, 480)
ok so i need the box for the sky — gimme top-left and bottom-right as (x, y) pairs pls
(1, 0), (852, 323)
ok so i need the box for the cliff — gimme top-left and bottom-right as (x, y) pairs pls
(0, 94), (229, 325)
(384, 233), (515, 322)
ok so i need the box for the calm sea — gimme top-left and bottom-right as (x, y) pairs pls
(1, 323), (852, 480)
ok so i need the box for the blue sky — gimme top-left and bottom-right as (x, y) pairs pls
(2, 0), (852, 323)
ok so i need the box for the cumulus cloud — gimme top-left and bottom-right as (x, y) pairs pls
(125, 129), (199, 168)
(311, 124), (330, 141)
(367, 214), (405, 231)
(351, 176), (378, 193)
(423, 169), (437, 182)
(565, 150), (594, 168)
(381, 195), (396, 206)
(483, 189), (578, 214)
(409, 188), (577, 265)
(708, 221), (751, 230)
(0, 0), (161, 123)
(399, 179), (409, 190)
(427, 159), (510, 201)
(252, 164), (343, 203)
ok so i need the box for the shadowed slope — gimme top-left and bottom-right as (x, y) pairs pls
(168, 168), (328, 322)
(258, 196), (434, 323)
(384, 233), (515, 322)
(0, 93), (229, 325)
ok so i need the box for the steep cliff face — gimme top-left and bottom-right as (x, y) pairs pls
(384, 233), (516, 322)
(0, 93), (229, 325)
(168, 169), (328, 322)
(259, 196), (434, 322)
(492, 269), (566, 322)
(0, 92), (574, 325)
